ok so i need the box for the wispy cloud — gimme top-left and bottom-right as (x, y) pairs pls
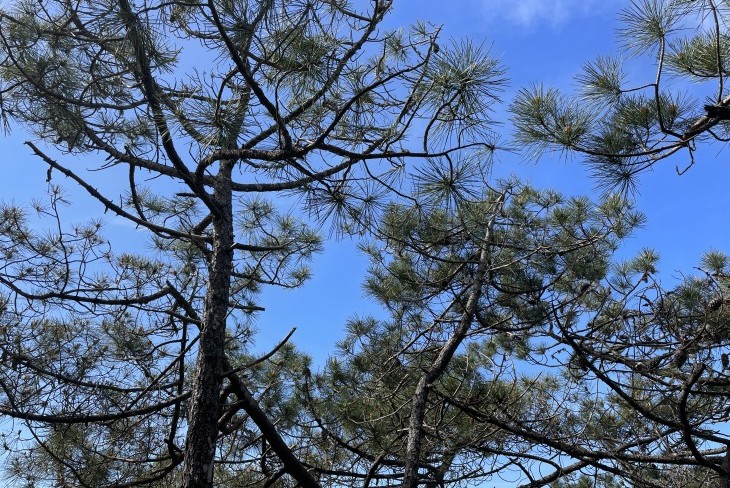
(479, 0), (625, 29)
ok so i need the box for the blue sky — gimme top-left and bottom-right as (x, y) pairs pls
(1, 0), (730, 367)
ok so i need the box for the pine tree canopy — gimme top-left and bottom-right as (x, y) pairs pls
(0, 1), (729, 487)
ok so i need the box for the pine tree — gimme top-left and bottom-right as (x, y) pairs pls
(0, 0), (505, 486)
(307, 182), (642, 486)
(511, 0), (730, 195)
(510, 1), (730, 485)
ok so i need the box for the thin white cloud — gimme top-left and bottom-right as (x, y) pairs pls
(480, 0), (624, 29)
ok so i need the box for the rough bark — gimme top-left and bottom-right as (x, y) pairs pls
(181, 162), (234, 488)
(720, 447), (730, 488)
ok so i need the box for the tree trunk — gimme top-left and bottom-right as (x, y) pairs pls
(720, 446), (730, 488)
(402, 376), (431, 487)
(181, 162), (234, 488)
